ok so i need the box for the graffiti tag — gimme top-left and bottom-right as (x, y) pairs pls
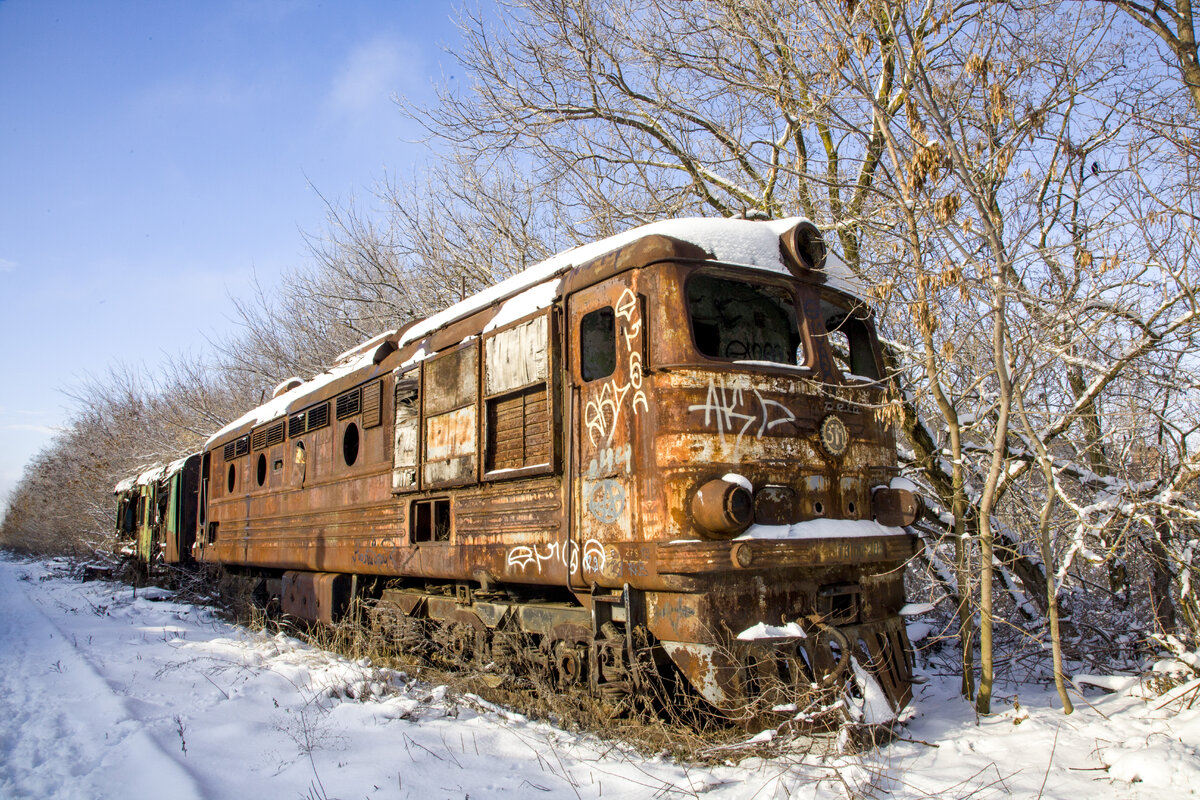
(687, 377), (800, 458)
(584, 288), (649, 446)
(506, 538), (606, 576)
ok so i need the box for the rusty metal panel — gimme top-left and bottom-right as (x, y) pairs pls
(424, 406), (476, 486)
(655, 535), (916, 574)
(281, 571), (351, 624)
(517, 603), (590, 636)
(424, 343), (477, 416)
(570, 277), (647, 575)
(455, 479), (561, 541)
(484, 314), (548, 395)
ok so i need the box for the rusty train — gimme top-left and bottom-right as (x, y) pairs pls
(115, 217), (922, 721)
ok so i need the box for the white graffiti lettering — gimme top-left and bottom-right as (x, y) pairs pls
(506, 538), (606, 575)
(584, 287), (648, 446)
(687, 377), (799, 459)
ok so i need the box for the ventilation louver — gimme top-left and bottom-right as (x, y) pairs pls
(223, 435), (250, 461)
(306, 402), (330, 431)
(336, 387), (362, 420)
(362, 381), (382, 428)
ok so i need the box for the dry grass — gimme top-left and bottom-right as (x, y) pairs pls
(263, 601), (856, 763)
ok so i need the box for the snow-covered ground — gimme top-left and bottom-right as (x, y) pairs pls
(1, 555), (1197, 799)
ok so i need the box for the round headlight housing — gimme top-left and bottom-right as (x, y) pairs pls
(692, 478), (753, 538)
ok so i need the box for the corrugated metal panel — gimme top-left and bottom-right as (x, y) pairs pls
(223, 435), (249, 461)
(336, 387), (361, 420)
(307, 402), (330, 431)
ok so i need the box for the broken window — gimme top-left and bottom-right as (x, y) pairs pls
(392, 372), (419, 492)
(342, 422), (360, 466)
(819, 295), (881, 380)
(686, 272), (802, 365)
(411, 498), (451, 543)
(293, 441), (307, 486)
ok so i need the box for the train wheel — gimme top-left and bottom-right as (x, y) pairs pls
(554, 640), (588, 689)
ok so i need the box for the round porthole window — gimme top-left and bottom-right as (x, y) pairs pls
(256, 453), (267, 486)
(343, 422), (360, 466)
(227, 463), (236, 493)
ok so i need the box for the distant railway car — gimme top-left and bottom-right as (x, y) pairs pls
(114, 454), (201, 569)
(193, 218), (922, 717)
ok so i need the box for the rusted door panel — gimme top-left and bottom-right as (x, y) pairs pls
(569, 273), (649, 586)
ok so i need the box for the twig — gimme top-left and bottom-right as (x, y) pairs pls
(1036, 728), (1059, 799)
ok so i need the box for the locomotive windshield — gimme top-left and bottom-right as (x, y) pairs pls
(686, 272), (802, 365)
(819, 294), (881, 381)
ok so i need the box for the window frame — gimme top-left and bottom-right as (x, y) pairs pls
(682, 266), (807, 369)
(480, 308), (558, 482)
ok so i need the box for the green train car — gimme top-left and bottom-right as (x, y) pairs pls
(113, 454), (201, 569)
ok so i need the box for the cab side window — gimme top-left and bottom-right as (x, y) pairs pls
(580, 307), (616, 382)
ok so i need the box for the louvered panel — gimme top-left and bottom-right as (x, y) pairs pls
(486, 385), (550, 472)
(307, 403), (330, 431)
(224, 435), (250, 461)
(251, 427), (268, 451)
(266, 421), (285, 447)
(336, 387), (361, 419)
(288, 412), (306, 438)
(361, 380), (382, 428)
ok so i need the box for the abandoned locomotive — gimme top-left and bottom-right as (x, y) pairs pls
(119, 217), (922, 719)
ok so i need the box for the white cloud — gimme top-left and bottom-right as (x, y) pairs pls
(3, 424), (60, 435)
(325, 37), (418, 120)
(0, 258), (15, 273)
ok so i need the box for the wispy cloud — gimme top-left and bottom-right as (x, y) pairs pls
(325, 37), (419, 121)
(0, 258), (15, 274)
(2, 423), (60, 435)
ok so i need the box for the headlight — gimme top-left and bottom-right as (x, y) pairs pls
(692, 478), (753, 538)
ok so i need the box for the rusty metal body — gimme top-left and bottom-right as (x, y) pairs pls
(190, 219), (921, 717)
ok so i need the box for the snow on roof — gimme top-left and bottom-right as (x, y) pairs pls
(136, 464), (167, 487)
(483, 278), (563, 333)
(204, 218), (862, 451)
(333, 329), (397, 365)
(397, 216), (859, 349)
(204, 346), (380, 450)
(271, 377), (304, 398)
(164, 454), (194, 477)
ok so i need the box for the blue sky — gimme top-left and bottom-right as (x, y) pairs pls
(0, 1), (462, 509)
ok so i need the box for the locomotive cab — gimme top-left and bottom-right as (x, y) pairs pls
(562, 228), (920, 715)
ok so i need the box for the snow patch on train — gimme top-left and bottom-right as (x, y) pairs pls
(736, 518), (906, 540)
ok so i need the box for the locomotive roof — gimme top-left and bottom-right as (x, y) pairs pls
(204, 217), (859, 450)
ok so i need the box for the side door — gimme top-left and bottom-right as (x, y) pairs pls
(567, 273), (649, 583)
